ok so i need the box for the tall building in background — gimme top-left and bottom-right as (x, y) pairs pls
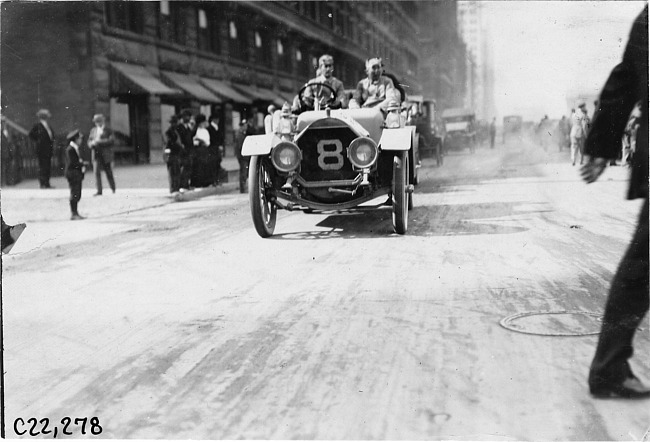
(457, 1), (494, 120)
(1, 1), (422, 175)
(416, 1), (468, 112)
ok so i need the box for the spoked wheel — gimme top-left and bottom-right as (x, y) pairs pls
(249, 155), (277, 238)
(392, 151), (409, 234)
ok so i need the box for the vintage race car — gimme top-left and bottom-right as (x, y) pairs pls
(241, 82), (420, 238)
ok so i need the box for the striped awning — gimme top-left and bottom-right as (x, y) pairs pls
(232, 84), (285, 107)
(161, 71), (222, 103)
(111, 62), (181, 96)
(200, 78), (253, 104)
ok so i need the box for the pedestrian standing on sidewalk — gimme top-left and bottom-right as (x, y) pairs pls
(235, 119), (252, 193)
(176, 109), (194, 191)
(28, 108), (56, 189)
(207, 115), (224, 186)
(191, 114), (212, 188)
(164, 114), (183, 193)
(580, 5), (648, 399)
(88, 114), (116, 196)
(64, 129), (87, 220)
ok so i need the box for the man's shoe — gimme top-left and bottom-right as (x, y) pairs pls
(93, 192), (102, 197)
(590, 375), (650, 399)
(2, 223), (27, 254)
(70, 214), (85, 220)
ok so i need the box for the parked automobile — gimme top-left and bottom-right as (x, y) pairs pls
(404, 95), (444, 166)
(441, 108), (477, 154)
(241, 82), (419, 237)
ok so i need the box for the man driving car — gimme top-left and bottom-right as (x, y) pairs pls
(299, 54), (347, 111)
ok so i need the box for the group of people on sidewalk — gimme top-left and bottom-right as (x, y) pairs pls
(163, 109), (225, 195)
(26, 110), (117, 220)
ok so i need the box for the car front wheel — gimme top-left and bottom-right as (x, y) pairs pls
(392, 151), (409, 234)
(249, 155), (277, 238)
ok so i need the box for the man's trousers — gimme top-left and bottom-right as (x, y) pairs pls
(589, 198), (649, 386)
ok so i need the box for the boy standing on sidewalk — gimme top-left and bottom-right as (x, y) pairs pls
(65, 130), (87, 220)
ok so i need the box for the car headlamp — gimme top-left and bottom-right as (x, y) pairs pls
(347, 137), (378, 169)
(271, 141), (302, 173)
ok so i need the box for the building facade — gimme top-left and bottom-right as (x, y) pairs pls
(1, 1), (465, 178)
(416, 1), (467, 112)
(457, 1), (494, 120)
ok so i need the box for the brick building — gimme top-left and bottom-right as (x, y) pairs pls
(1, 1), (466, 177)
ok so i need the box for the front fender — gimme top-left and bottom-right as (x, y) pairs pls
(379, 126), (414, 151)
(242, 134), (282, 156)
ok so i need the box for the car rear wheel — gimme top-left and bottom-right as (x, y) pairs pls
(392, 151), (408, 234)
(249, 155), (277, 238)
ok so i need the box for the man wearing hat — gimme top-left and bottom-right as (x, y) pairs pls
(570, 102), (589, 166)
(164, 114), (183, 193)
(88, 113), (116, 195)
(28, 108), (56, 189)
(64, 129), (87, 220)
(176, 108), (195, 190)
(349, 57), (398, 111)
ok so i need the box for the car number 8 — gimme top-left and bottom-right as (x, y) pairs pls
(317, 139), (344, 170)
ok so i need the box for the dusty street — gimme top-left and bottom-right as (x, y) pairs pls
(2, 137), (649, 440)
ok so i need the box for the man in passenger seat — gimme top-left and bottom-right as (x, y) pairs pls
(349, 57), (399, 112)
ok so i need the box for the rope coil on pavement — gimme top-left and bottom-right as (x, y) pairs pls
(499, 310), (603, 337)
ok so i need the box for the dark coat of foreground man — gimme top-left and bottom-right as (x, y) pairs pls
(581, 5), (649, 399)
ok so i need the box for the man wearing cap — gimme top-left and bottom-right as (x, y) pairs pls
(28, 108), (56, 188)
(88, 113), (116, 195)
(64, 129), (87, 220)
(302, 54), (347, 110)
(570, 102), (589, 166)
(349, 57), (398, 112)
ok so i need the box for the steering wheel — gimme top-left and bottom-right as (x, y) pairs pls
(297, 82), (337, 111)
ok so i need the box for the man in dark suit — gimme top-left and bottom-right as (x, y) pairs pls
(581, 5), (648, 399)
(64, 129), (87, 220)
(164, 114), (183, 193)
(207, 115), (224, 186)
(176, 109), (195, 190)
(88, 113), (116, 196)
(28, 108), (56, 188)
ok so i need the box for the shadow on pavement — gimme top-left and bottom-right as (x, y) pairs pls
(271, 201), (550, 239)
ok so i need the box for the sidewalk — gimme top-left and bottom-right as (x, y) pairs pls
(2, 157), (242, 223)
